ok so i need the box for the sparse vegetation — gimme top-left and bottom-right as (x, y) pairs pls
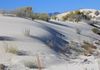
(95, 11), (100, 16)
(9, 7), (50, 21)
(69, 41), (83, 53)
(51, 16), (57, 20)
(23, 60), (38, 69)
(15, 7), (32, 18)
(62, 10), (90, 22)
(92, 28), (100, 35)
(30, 13), (50, 21)
(76, 28), (81, 34)
(4, 42), (28, 55)
(5, 46), (18, 54)
(31, 13), (38, 20)
(81, 41), (97, 55)
(0, 64), (6, 70)
(23, 28), (30, 36)
(37, 13), (50, 21)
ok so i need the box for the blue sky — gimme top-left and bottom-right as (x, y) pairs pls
(0, 0), (100, 13)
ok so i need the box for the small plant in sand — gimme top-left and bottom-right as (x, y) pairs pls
(92, 28), (100, 35)
(23, 60), (38, 69)
(81, 41), (97, 55)
(3, 42), (28, 55)
(5, 46), (18, 54)
(3, 42), (18, 54)
(76, 28), (81, 34)
(23, 55), (43, 70)
(23, 28), (30, 36)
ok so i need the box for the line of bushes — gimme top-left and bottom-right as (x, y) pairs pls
(14, 7), (50, 21)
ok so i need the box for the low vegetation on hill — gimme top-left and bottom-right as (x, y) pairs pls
(31, 13), (50, 21)
(1, 7), (50, 21)
(62, 10), (90, 22)
(15, 7), (50, 21)
(92, 28), (100, 35)
(81, 41), (97, 56)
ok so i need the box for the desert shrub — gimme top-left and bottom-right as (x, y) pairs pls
(23, 28), (30, 36)
(81, 41), (96, 55)
(74, 10), (82, 14)
(37, 13), (50, 21)
(51, 16), (57, 20)
(94, 40), (100, 45)
(15, 7), (32, 18)
(5, 46), (18, 54)
(69, 41), (83, 53)
(23, 61), (38, 69)
(62, 10), (90, 22)
(3, 42), (19, 54)
(30, 13), (50, 21)
(62, 11), (74, 21)
(92, 28), (100, 35)
(30, 13), (39, 20)
(0, 64), (6, 70)
(83, 41), (96, 49)
(13, 7), (50, 21)
(4, 43), (28, 56)
(95, 11), (99, 16)
(76, 28), (81, 34)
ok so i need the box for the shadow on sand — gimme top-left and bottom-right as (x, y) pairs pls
(30, 21), (71, 57)
(48, 21), (73, 28)
(0, 36), (16, 41)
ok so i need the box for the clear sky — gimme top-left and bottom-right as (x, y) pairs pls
(0, 0), (100, 13)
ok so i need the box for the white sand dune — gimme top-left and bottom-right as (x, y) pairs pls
(0, 16), (100, 70)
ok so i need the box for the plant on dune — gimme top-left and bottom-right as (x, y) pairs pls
(37, 13), (50, 21)
(51, 16), (57, 20)
(76, 28), (81, 34)
(5, 46), (18, 54)
(22, 55), (43, 69)
(15, 7), (32, 18)
(69, 41), (83, 53)
(81, 41), (97, 55)
(95, 11), (100, 16)
(0, 64), (6, 70)
(23, 60), (38, 69)
(23, 28), (30, 36)
(5, 45), (28, 55)
(92, 28), (100, 35)
(62, 10), (90, 22)
(31, 13), (50, 21)
(3, 42), (18, 54)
